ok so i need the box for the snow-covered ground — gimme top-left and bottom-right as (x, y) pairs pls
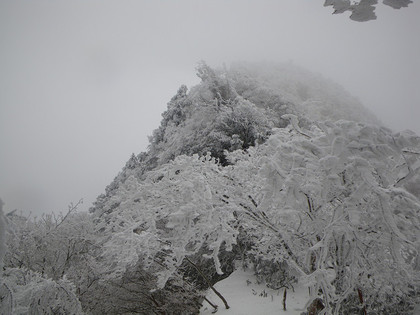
(200, 268), (310, 315)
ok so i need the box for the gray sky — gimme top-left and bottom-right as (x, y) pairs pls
(1, 0), (419, 216)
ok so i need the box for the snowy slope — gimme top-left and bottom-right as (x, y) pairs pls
(200, 268), (310, 315)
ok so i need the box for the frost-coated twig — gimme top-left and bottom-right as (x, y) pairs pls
(0, 282), (13, 313)
(55, 199), (83, 230)
(238, 201), (310, 276)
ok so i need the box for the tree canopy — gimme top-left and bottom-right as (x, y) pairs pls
(324, 0), (413, 21)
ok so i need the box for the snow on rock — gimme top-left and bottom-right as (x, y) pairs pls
(200, 268), (310, 315)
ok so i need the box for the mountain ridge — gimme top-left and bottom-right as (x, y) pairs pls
(89, 61), (381, 217)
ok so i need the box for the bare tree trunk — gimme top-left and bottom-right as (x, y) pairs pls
(357, 288), (367, 315)
(204, 297), (218, 313)
(185, 257), (230, 309)
(283, 287), (287, 311)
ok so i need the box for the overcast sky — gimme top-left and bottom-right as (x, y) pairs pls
(1, 1), (419, 216)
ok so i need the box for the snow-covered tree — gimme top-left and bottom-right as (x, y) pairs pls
(4, 200), (94, 281)
(2, 200), (104, 313)
(0, 268), (83, 314)
(227, 119), (420, 313)
(97, 117), (420, 312)
(94, 154), (239, 285)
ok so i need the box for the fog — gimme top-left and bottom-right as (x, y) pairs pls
(1, 0), (419, 216)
